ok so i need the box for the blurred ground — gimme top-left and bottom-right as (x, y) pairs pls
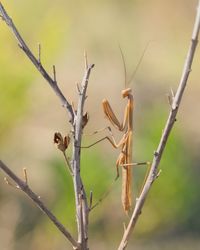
(0, 0), (200, 249)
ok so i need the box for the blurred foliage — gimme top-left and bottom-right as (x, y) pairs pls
(0, 0), (200, 250)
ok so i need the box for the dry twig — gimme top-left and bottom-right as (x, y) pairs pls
(0, 160), (79, 249)
(118, 1), (200, 249)
(0, 3), (95, 250)
(72, 58), (94, 248)
(1, 1), (199, 250)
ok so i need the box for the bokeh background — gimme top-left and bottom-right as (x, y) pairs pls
(1, 0), (200, 249)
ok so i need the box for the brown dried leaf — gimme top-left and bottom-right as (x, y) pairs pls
(82, 112), (89, 129)
(63, 135), (70, 149)
(54, 132), (70, 152)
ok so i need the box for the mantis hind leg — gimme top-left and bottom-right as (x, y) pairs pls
(120, 161), (151, 193)
(120, 161), (150, 167)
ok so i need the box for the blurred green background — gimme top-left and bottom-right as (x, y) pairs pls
(0, 0), (200, 249)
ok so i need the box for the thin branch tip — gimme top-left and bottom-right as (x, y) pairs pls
(89, 190), (93, 210)
(166, 93), (173, 108)
(76, 83), (81, 94)
(84, 50), (88, 70)
(23, 167), (28, 184)
(53, 65), (57, 82)
(170, 87), (175, 97)
(88, 63), (95, 70)
(123, 222), (127, 232)
(4, 177), (20, 189)
(38, 43), (41, 63)
(156, 169), (162, 178)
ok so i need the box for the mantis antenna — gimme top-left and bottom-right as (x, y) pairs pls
(118, 45), (128, 88)
(119, 41), (151, 88)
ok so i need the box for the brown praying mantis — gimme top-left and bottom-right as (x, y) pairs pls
(82, 46), (150, 213)
(102, 88), (150, 212)
(102, 87), (135, 212)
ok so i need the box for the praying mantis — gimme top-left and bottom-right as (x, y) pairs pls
(83, 47), (150, 213)
(102, 87), (135, 212)
(85, 86), (148, 213)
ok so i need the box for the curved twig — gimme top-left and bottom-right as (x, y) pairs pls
(118, 1), (200, 249)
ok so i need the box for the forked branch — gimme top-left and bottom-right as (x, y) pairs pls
(0, 2), (95, 249)
(72, 56), (94, 248)
(118, 1), (200, 249)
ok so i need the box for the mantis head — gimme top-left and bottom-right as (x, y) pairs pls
(122, 88), (132, 98)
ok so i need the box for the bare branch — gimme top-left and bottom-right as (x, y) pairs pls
(118, 1), (200, 249)
(0, 2), (74, 123)
(0, 4), (95, 248)
(0, 160), (79, 249)
(72, 60), (94, 248)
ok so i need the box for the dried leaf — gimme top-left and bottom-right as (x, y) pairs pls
(54, 132), (70, 152)
(82, 112), (89, 129)
(63, 135), (70, 149)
